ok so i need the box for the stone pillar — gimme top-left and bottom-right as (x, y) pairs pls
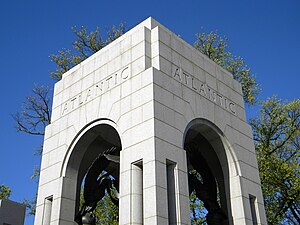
(167, 162), (177, 224)
(131, 162), (143, 224)
(42, 197), (53, 225)
(152, 139), (190, 225)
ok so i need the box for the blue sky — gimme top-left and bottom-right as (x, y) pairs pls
(0, 0), (299, 224)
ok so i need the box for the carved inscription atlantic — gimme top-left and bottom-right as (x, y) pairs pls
(60, 64), (236, 117)
(61, 66), (130, 116)
(173, 67), (236, 115)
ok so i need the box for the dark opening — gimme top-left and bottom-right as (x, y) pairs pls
(66, 123), (122, 225)
(184, 122), (230, 225)
(166, 160), (177, 225)
(249, 195), (258, 225)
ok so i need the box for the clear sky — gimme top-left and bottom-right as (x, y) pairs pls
(0, 0), (299, 224)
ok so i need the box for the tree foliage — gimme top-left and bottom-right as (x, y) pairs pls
(250, 97), (300, 224)
(0, 184), (11, 199)
(94, 194), (119, 225)
(22, 197), (37, 216)
(13, 85), (51, 136)
(190, 191), (207, 224)
(79, 186), (118, 225)
(194, 31), (260, 105)
(50, 23), (125, 80)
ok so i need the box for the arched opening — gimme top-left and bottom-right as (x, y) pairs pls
(184, 119), (233, 225)
(64, 120), (122, 224)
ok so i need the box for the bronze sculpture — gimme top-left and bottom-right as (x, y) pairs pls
(186, 136), (228, 225)
(75, 146), (120, 225)
(76, 133), (228, 224)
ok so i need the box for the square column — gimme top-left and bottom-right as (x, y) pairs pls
(119, 134), (190, 225)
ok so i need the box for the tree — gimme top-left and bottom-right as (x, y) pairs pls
(194, 31), (260, 105)
(78, 187), (118, 225)
(13, 85), (51, 137)
(0, 184), (12, 199)
(50, 24), (125, 80)
(22, 197), (37, 216)
(94, 194), (119, 225)
(250, 97), (300, 224)
(189, 190), (207, 224)
(190, 30), (260, 224)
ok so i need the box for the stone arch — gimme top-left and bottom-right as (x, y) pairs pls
(183, 118), (239, 224)
(61, 119), (122, 220)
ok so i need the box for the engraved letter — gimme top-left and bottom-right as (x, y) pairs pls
(191, 77), (197, 90)
(217, 94), (223, 107)
(95, 82), (103, 96)
(200, 84), (207, 97)
(85, 89), (92, 102)
(173, 68), (182, 81)
(229, 102), (236, 114)
(78, 94), (84, 105)
(70, 97), (77, 109)
(208, 87), (217, 102)
(106, 76), (113, 89)
(114, 73), (118, 85)
(121, 66), (129, 79)
(62, 103), (68, 115)
(183, 71), (190, 85)
(224, 98), (229, 110)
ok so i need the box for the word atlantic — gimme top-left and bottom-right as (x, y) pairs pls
(61, 66), (130, 116)
(173, 67), (236, 115)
